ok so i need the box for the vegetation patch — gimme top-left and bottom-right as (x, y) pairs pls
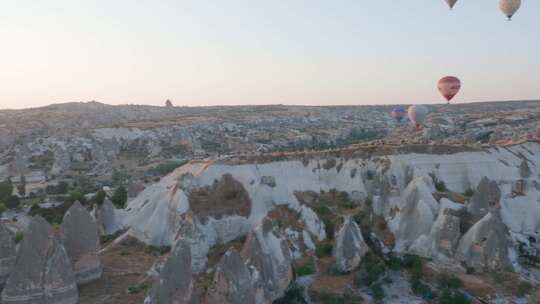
(295, 256), (316, 276)
(188, 174), (251, 222)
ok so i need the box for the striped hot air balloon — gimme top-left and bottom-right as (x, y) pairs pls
(438, 76), (461, 103)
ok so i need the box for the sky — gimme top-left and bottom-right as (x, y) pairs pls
(1, 0), (539, 109)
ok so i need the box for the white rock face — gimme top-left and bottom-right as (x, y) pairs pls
(299, 205), (326, 241)
(92, 198), (127, 236)
(60, 201), (102, 285)
(456, 210), (513, 272)
(241, 219), (292, 302)
(205, 248), (257, 304)
(1, 216), (79, 304)
(389, 177), (438, 252)
(116, 143), (540, 275)
(334, 217), (369, 272)
(145, 239), (198, 304)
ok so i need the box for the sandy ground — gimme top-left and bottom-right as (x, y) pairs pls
(79, 241), (158, 304)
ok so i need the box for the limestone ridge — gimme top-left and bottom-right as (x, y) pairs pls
(98, 142), (540, 300)
(60, 201), (102, 285)
(1, 216), (78, 304)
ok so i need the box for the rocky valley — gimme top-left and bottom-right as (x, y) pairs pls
(0, 102), (540, 303)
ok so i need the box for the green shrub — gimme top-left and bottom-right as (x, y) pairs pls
(402, 254), (423, 280)
(145, 245), (171, 256)
(112, 186), (127, 209)
(411, 279), (433, 299)
(463, 188), (474, 197)
(14, 231), (24, 244)
(90, 190), (107, 206)
(153, 161), (188, 176)
(274, 283), (308, 304)
(4, 195), (20, 209)
(516, 281), (533, 297)
(126, 284), (149, 294)
(296, 257), (316, 276)
(386, 253), (404, 270)
(354, 252), (387, 288)
(323, 219), (335, 239)
(315, 243), (333, 258)
(65, 191), (87, 205)
(439, 274), (463, 289)
(370, 283), (385, 302)
(0, 203), (6, 215)
(0, 179), (14, 202)
(313, 205), (332, 217)
(435, 180), (447, 192)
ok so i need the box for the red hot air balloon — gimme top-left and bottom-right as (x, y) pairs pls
(438, 76), (461, 103)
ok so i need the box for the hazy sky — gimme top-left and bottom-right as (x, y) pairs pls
(1, 1), (539, 109)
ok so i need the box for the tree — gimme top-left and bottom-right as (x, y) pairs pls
(90, 190), (107, 206)
(56, 181), (69, 194)
(5, 195), (20, 209)
(0, 178), (13, 202)
(17, 175), (26, 197)
(112, 186), (127, 209)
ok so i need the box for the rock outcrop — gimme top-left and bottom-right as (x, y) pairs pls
(92, 197), (125, 236)
(60, 201), (102, 284)
(145, 239), (198, 304)
(390, 177), (438, 251)
(1, 216), (78, 304)
(0, 222), (16, 288)
(430, 208), (462, 259)
(467, 177), (501, 220)
(456, 210), (512, 272)
(334, 217), (368, 273)
(241, 219), (292, 302)
(205, 248), (257, 304)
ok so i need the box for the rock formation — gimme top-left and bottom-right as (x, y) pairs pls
(391, 177), (438, 251)
(93, 197), (125, 236)
(0, 222), (16, 288)
(145, 239), (198, 304)
(1, 216), (78, 304)
(334, 216), (368, 272)
(205, 248), (257, 304)
(519, 158), (531, 179)
(241, 219), (292, 302)
(430, 208), (462, 259)
(60, 201), (102, 284)
(456, 210), (512, 272)
(467, 177), (501, 220)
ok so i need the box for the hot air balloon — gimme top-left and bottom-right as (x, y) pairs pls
(500, 0), (521, 20)
(445, 0), (458, 10)
(408, 105), (430, 128)
(391, 107), (407, 122)
(438, 76), (461, 103)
